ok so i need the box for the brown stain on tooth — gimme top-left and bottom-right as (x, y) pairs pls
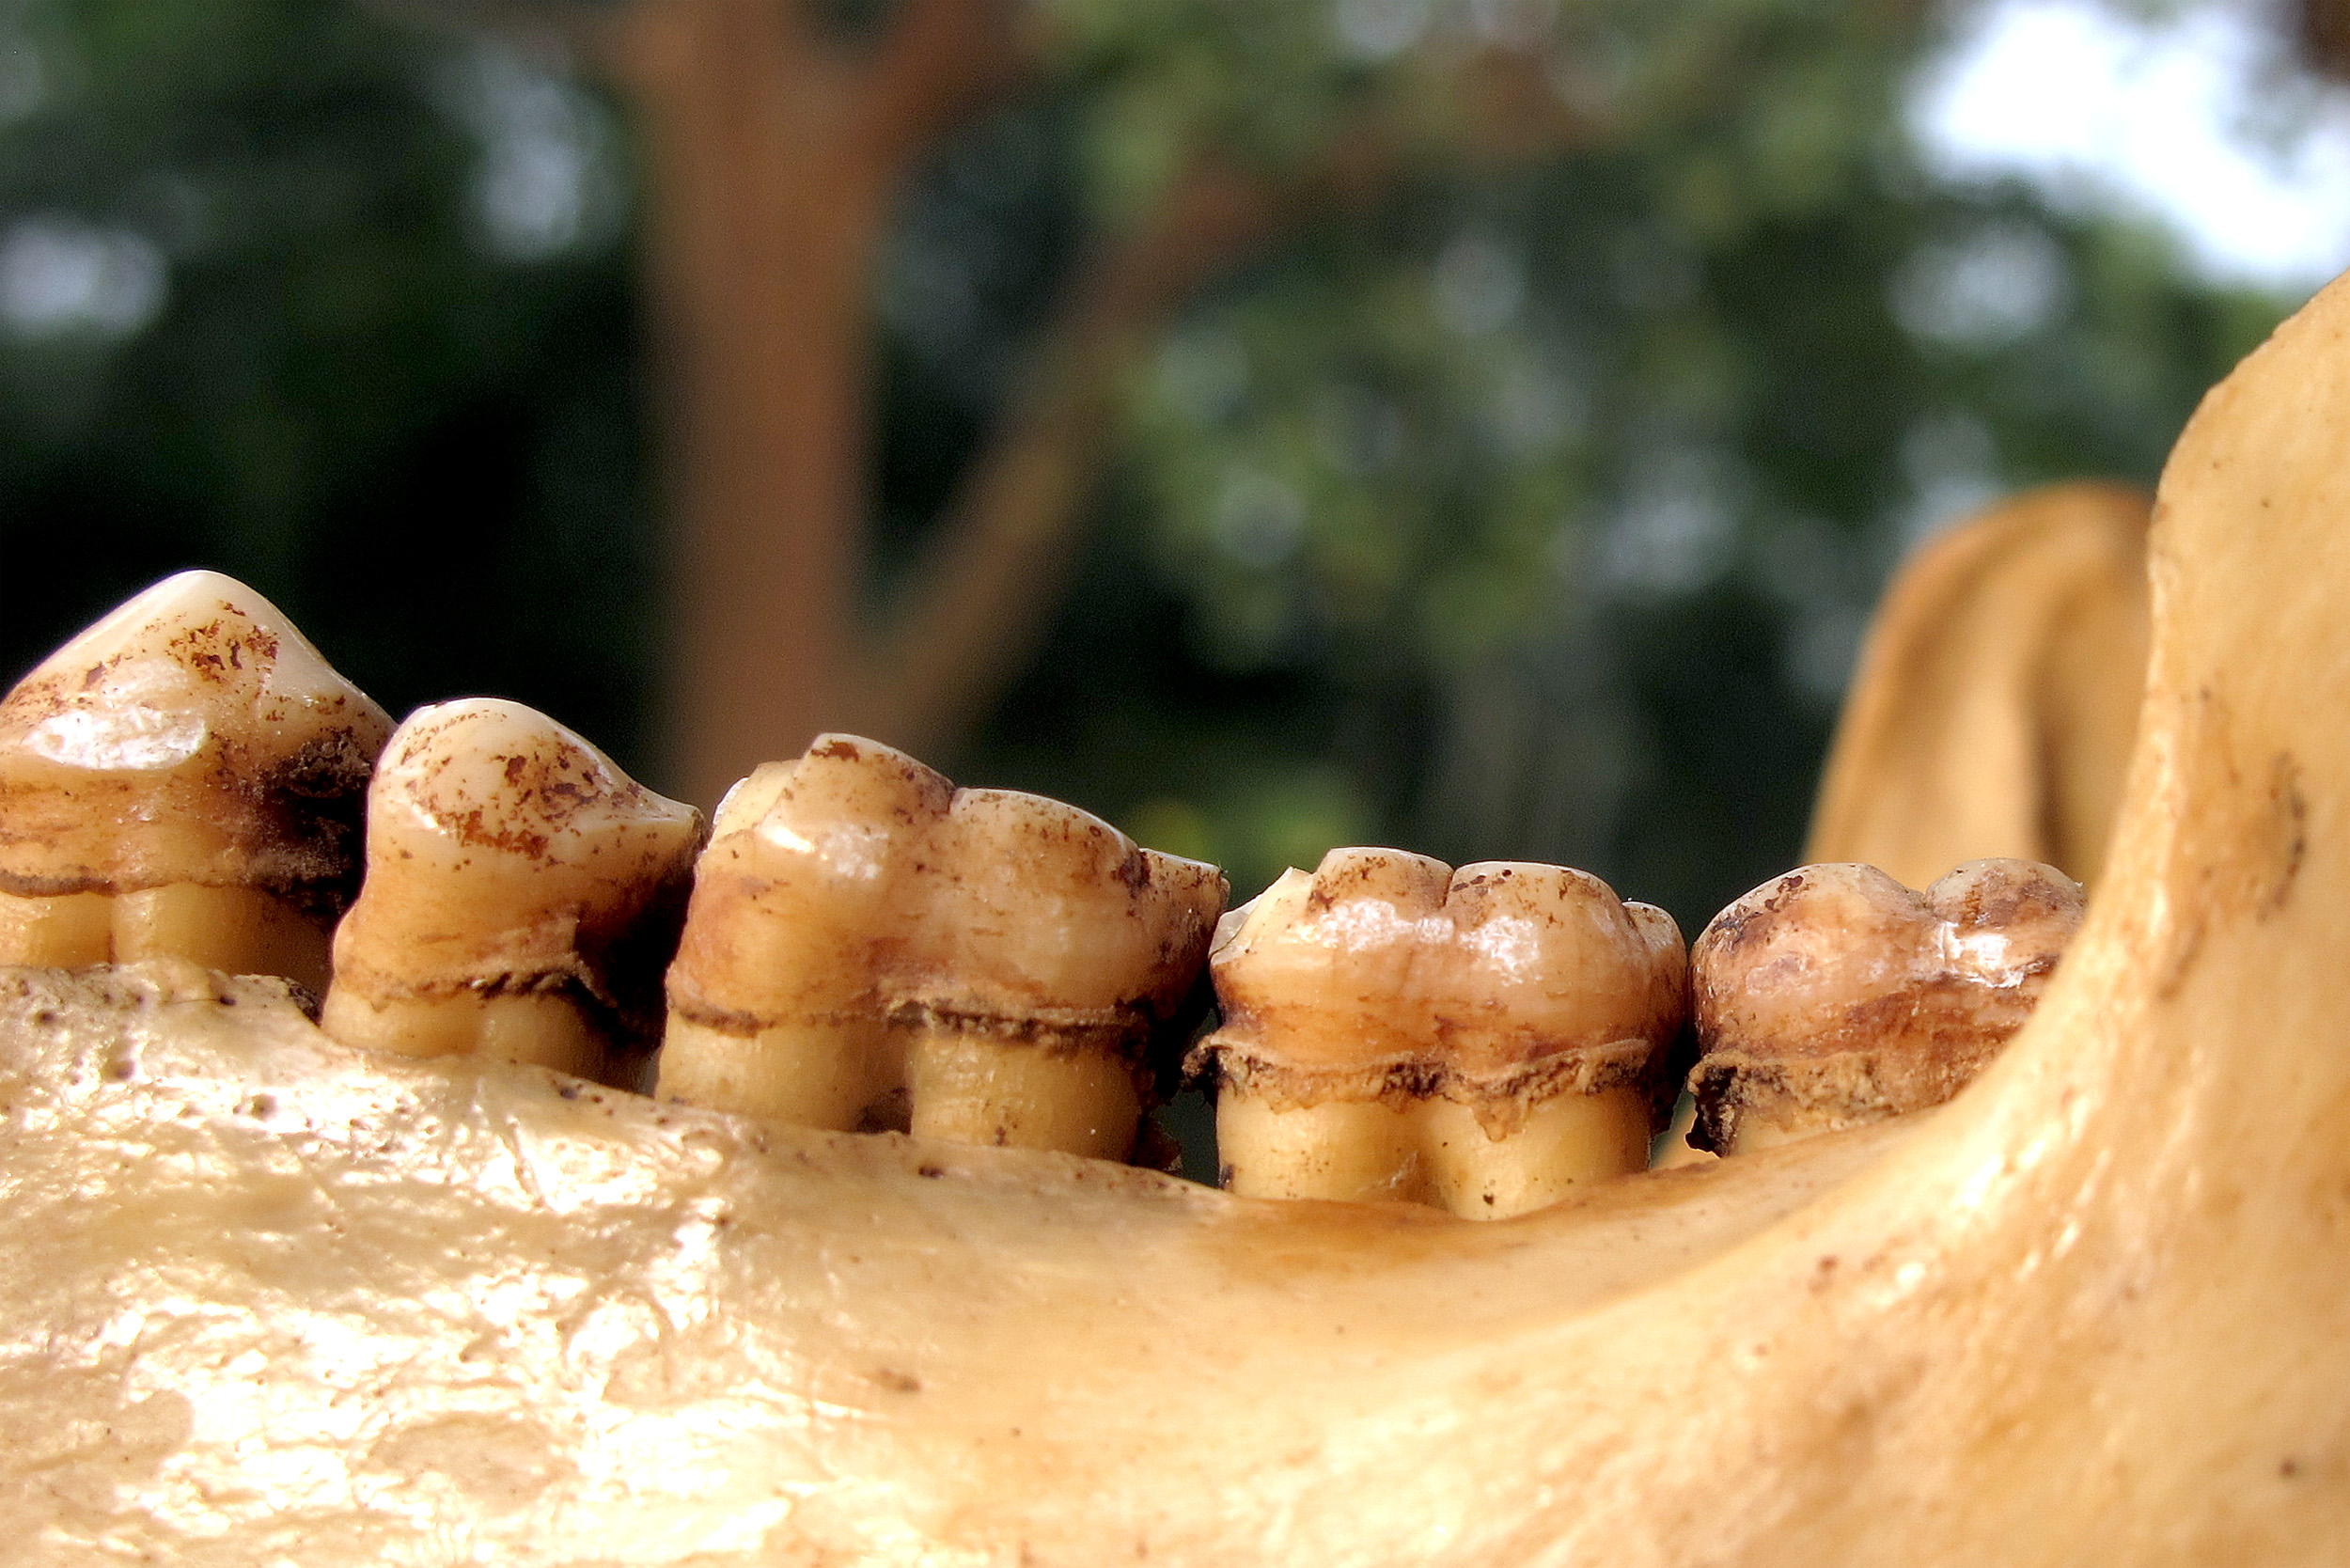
(1198, 846), (1687, 1218)
(0, 571), (391, 915)
(658, 734), (1227, 1162)
(1688, 856), (2085, 1153)
(320, 698), (703, 1082)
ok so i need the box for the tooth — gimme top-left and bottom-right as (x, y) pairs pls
(0, 570), (390, 989)
(657, 734), (1229, 1160)
(1687, 857), (2084, 1153)
(318, 698), (702, 1083)
(1198, 848), (1688, 1218)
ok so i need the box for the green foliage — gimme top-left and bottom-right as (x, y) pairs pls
(0, 0), (2301, 938)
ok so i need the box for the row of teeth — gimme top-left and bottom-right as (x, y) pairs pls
(0, 572), (2088, 1218)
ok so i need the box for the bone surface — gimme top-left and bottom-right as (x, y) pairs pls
(1198, 848), (1686, 1217)
(1688, 856), (2083, 1153)
(657, 734), (1227, 1160)
(11, 193), (2350, 1568)
(319, 698), (701, 1084)
(0, 571), (390, 990)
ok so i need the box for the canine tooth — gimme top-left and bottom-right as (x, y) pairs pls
(1199, 850), (1687, 1218)
(0, 571), (389, 986)
(1688, 857), (2083, 1153)
(658, 735), (1228, 1160)
(319, 699), (702, 1083)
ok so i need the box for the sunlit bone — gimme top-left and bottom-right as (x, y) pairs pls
(658, 734), (1228, 1159)
(1197, 847), (1686, 1217)
(1688, 856), (2083, 1153)
(0, 570), (390, 991)
(319, 698), (701, 1085)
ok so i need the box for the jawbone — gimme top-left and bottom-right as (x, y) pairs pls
(7, 276), (2350, 1568)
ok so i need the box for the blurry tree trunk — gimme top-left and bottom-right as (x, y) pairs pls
(612, 0), (1026, 808)
(381, 1), (1609, 808)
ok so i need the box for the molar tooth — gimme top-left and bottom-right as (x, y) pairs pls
(0, 571), (391, 989)
(657, 734), (1229, 1161)
(319, 699), (702, 1084)
(1687, 857), (2084, 1153)
(1198, 850), (1687, 1218)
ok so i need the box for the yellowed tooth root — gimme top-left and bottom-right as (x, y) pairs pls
(0, 883), (331, 991)
(317, 990), (609, 1079)
(114, 884), (333, 994)
(0, 888), (109, 967)
(656, 1015), (907, 1130)
(658, 734), (1228, 1162)
(1217, 1082), (1655, 1216)
(321, 698), (701, 1083)
(906, 1027), (1144, 1159)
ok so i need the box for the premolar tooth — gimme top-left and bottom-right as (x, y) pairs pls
(1198, 850), (1687, 1219)
(0, 571), (391, 989)
(1687, 857), (2084, 1153)
(319, 699), (702, 1084)
(658, 735), (1229, 1161)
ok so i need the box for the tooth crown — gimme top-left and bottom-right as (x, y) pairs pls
(1198, 847), (1688, 1122)
(0, 571), (390, 910)
(328, 699), (703, 1021)
(1688, 857), (2084, 1150)
(668, 735), (1228, 1049)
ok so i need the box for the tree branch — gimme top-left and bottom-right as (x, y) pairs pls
(861, 0), (1038, 168)
(851, 44), (1616, 752)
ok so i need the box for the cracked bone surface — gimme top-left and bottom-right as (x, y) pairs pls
(1198, 847), (1686, 1217)
(0, 570), (389, 991)
(318, 698), (701, 1085)
(657, 734), (1227, 1159)
(1688, 856), (2083, 1154)
(10, 266), (2350, 1564)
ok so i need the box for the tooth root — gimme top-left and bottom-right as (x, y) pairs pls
(0, 888), (111, 967)
(112, 885), (334, 995)
(319, 699), (702, 1084)
(656, 1016), (905, 1129)
(1202, 851), (1687, 1219)
(1213, 1092), (1431, 1205)
(658, 735), (1230, 1162)
(904, 1028), (1144, 1160)
(1687, 857), (2085, 1153)
(0, 572), (390, 983)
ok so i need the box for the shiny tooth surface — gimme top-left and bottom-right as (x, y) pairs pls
(658, 734), (1228, 1161)
(1198, 848), (1687, 1218)
(1687, 856), (2084, 1153)
(319, 698), (702, 1084)
(0, 570), (390, 989)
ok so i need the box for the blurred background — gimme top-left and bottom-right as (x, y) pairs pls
(0, 0), (2342, 938)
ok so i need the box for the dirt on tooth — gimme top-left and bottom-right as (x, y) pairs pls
(0, 571), (390, 985)
(1687, 856), (2085, 1153)
(1198, 846), (1687, 1217)
(320, 698), (703, 1082)
(657, 732), (1228, 1160)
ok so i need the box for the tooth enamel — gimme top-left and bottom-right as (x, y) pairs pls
(657, 734), (1229, 1160)
(1198, 848), (1687, 1218)
(1687, 857), (2084, 1153)
(0, 571), (391, 989)
(318, 698), (702, 1083)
